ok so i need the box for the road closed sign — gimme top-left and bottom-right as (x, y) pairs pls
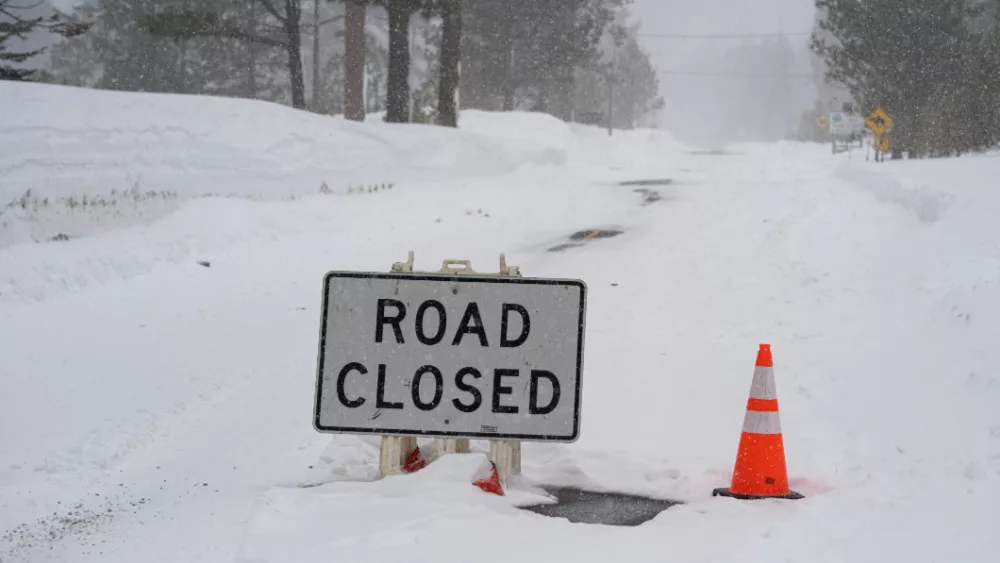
(313, 272), (587, 442)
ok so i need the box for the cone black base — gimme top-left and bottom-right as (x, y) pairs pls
(712, 487), (804, 500)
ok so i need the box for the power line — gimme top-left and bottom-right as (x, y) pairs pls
(655, 70), (820, 79)
(638, 32), (812, 40)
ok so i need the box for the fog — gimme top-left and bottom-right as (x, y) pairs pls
(631, 0), (819, 147)
(19, 0), (823, 147)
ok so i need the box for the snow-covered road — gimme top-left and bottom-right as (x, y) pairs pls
(2, 83), (999, 563)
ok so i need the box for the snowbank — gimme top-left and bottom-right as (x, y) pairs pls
(0, 82), (680, 301)
(0, 83), (576, 203)
(0, 82), (602, 247)
(1, 84), (998, 563)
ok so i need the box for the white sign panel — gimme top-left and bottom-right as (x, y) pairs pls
(829, 112), (852, 136)
(314, 272), (587, 442)
(850, 114), (866, 135)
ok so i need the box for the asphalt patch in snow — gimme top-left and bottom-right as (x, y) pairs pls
(568, 229), (623, 241)
(519, 486), (679, 526)
(633, 188), (663, 206)
(547, 229), (624, 252)
(618, 179), (673, 187)
(687, 149), (739, 156)
(547, 242), (585, 252)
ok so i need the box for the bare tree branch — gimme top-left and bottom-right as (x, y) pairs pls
(319, 14), (345, 26)
(216, 24), (288, 47)
(141, 11), (289, 48)
(6, 0), (45, 11)
(255, 0), (286, 23)
(300, 14), (345, 36)
(0, 1), (90, 37)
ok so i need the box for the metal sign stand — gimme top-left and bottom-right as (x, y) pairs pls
(378, 251), (523, 486)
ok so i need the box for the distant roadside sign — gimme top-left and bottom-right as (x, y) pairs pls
(876, 136), (890, 152)
(314, 272), (587, 442)
(850, 115), (866, 135)
(865, 107), (893, 136)
(828, 112), (852, 136)
(816, 115), (829, 130)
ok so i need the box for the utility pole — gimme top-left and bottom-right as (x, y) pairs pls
(607, 46), (617, 137)
(607, 77), (613, 136)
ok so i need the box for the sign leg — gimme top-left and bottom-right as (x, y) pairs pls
(488, 440), (522, 487)
(433, 438), (470, 454)
(379, 436), (417, 477)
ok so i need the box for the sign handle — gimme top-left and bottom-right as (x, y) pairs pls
(439, 259), (475, 274)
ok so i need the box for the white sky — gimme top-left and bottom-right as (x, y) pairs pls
(630, 0), (819, 144)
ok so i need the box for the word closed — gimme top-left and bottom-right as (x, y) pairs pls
(314, 272), (586, 441)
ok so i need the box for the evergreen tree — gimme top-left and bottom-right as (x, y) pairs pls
(364, 31), (388, 113)
(139, 0), (307, 108)
(607, 24), (661, 128)
(461, 0), (625, 118)
(1, 0), (88, 81)
(409, 13), (442, 124)
(347, 0), (432, 122)
(49, 0), (287, 102)
(812, 0), (997, 156)
(572, 12), (661, 130)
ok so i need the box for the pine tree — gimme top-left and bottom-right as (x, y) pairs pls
(49, 0), (287, 103)
(1, 0), (88, 81)
(459, 0), (510, 109)
(409, 14), (442, 124)
(812, 0), (995, 156)
(571, 9), (661, 130)
(139, 0), (307, 108)
(363, 30), (388, 114)
(461, 0), (624, 118)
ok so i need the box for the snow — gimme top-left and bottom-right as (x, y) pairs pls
(0, 82), (584, 249)
(1, 81), (999, 562)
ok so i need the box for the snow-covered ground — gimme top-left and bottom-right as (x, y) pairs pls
(1, 82), (998, 563)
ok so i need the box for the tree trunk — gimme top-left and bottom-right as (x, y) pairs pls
(344, 0), (366, 121)
(246, 1), (258, 98)
(285, 0), (306, 109)
(311, 0), (320, 109)
(501, 15), (514, 111)
(385, 0), (411, 123)
(436, 0), (461, 127)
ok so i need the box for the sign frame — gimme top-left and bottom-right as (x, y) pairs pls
(828, 112), (852, 136)
(312, 270), (588, 442)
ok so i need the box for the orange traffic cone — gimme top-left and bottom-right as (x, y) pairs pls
(713, 344), (803, 500)
(402, 447), (426, 473)
(473, 463), (505, 496)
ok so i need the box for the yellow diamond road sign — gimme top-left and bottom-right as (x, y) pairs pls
(865, 107), (893, 136)
(816, 116), (829, 130)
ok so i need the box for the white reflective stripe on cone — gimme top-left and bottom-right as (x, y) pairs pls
(742, 410), (782, 435)
(748, 366), (777, 400)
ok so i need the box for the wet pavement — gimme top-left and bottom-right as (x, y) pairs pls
(519, 486), (680, 527)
